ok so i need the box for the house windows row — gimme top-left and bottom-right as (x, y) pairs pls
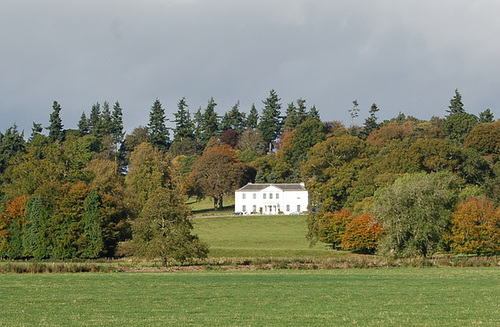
(242, 205), (258, 213)
(262, 193), (280, 199)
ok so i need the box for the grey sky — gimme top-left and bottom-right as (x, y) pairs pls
(1, 0), (499, 136)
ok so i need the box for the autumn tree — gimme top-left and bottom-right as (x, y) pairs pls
(317, 208), (353, 248)
(0, 195), (29, 258)
(129, 188), (208, 265)
(464, 120), (500, 156)
(341, 213), (384, 254)
(186, 145), (255, 210)
(447, 197), (500, 255)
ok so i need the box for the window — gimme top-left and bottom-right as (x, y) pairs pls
(269, 193), (273, 199)
(253, 193), (256, 199)
(286, 205), (290, 211)
(242, 193), (246, 199)
(263, 193), (266, 199)
(276, 193), (279, 199)
(253, 205), (256, 212)
(297, 205), (301, 212)
(242, 205), (246, 212)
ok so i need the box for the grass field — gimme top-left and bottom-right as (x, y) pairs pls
(1, 268), (499, 326)
(192, 213), (347, 258)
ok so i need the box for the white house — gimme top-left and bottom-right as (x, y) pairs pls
(234, 183), (309, 215)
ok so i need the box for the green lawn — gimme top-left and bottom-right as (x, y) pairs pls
(192, 214), (345, 258)
(1, 268), (499, 326)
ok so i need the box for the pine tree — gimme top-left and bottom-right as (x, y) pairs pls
(246, 104), (259, 129)
(308, 105), (321, 121)
(220, 101), (246, 133)
(447, 89), (465, 115)
(259, 90), (282, 152)
(148, 99), (170, 152)
(89, 102), (101, 135)
(173, 97), (195, 142)
(81, 189), (104, 259)
(479, 108), (494, 123)
(47, 101), (64, 142)
(111, 101), (124, 144)
(199, 97), (219, 148)
(22, 195), (51, 260)
(99, 101), (114, 137)
(78, 112), (91, 135)
(359, 103), (379, 140)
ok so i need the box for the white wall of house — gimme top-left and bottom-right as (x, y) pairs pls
(235, 183), (308, 215)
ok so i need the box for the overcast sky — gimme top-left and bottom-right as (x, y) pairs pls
(1, 0), (499, 136)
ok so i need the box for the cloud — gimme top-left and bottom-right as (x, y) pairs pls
(0, 1), (499, 136)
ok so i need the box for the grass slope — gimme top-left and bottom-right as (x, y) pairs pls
(192, 214), (346, 258)
(1, 268), (499, 326)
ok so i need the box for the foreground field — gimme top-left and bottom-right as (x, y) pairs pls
(192, 214), (348, 258)
(1, 268), (499, 326)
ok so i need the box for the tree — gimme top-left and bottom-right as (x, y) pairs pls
(373, 172), (459, 258)
(198, 98), (220, 149)
(220, 129), (240, 148)
(359, 103), (379, 140)
(78, 112), (91, 135)
(111, 101), (125, 145)
(186, 145), (254, 210)
(246, 104), (259, 129)
(447, 197), (500, 255)
(129, 188), (208, 265)
(341, 213), (384, 254)
(124, 142), (171, 215)
(318, 208), (353, 248)
(220, 101), (246, 133)
(148, 99), (170, 152)
(349, 100), (360, 128)
(22, 195), (51, 259)
(173, 97), (195, 143)
(0, 125), (26, 174)
(0, 195), (29, 258)
(479, 108), (494, 123)
(445, 112), (478, 144)
(238, 128), (267, 156)
(464, 120), (500, 156)
(447, 89), (465, 115)
(259, 89), (282, 152)
(89, 102), (101, 134)
(47, 101), (64, 142)
(80, 188), (104, 259)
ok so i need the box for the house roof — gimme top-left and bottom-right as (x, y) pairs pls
(236, 183), (307, 192)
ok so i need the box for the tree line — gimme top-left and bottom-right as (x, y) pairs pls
(0, 89), (499, 262)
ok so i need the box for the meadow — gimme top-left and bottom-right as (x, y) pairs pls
(1, 268), (499, 326)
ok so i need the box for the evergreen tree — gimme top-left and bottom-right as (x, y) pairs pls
(282, 102), (298, 131)
(359, 103), (379, 140)
(81, 188), (104, 259)
(308, 105), (321, 121)
(246, 104), (259, 129)
(29, 122), (43, 142)
(259, 89), (282, 152)
(99, 101), (114, 137)
(47, 101), (64, 142)
(447, 89), (465, 115)
(111, 101), (125, 144)
(22, 195), (51, 260)
(148, 99), (170, 152)
(199, 97), (219, 148)
(173, 97), (195, 142)
(0, 125), (26, 174)
(89, 102), (101, 134)
(479, 108), (494, 123)
(349, 100), (360, 127)
(220, 101), (246, 133)
(78, 112), (91, 135)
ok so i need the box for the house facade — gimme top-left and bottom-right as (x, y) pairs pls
(234, 183), (308, 215)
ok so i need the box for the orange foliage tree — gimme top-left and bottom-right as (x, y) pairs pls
(0, 195), (30, 258)
(341, 213), (384, 254)
(447, 197), (500, 255)
(318, 208), (353, 248)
